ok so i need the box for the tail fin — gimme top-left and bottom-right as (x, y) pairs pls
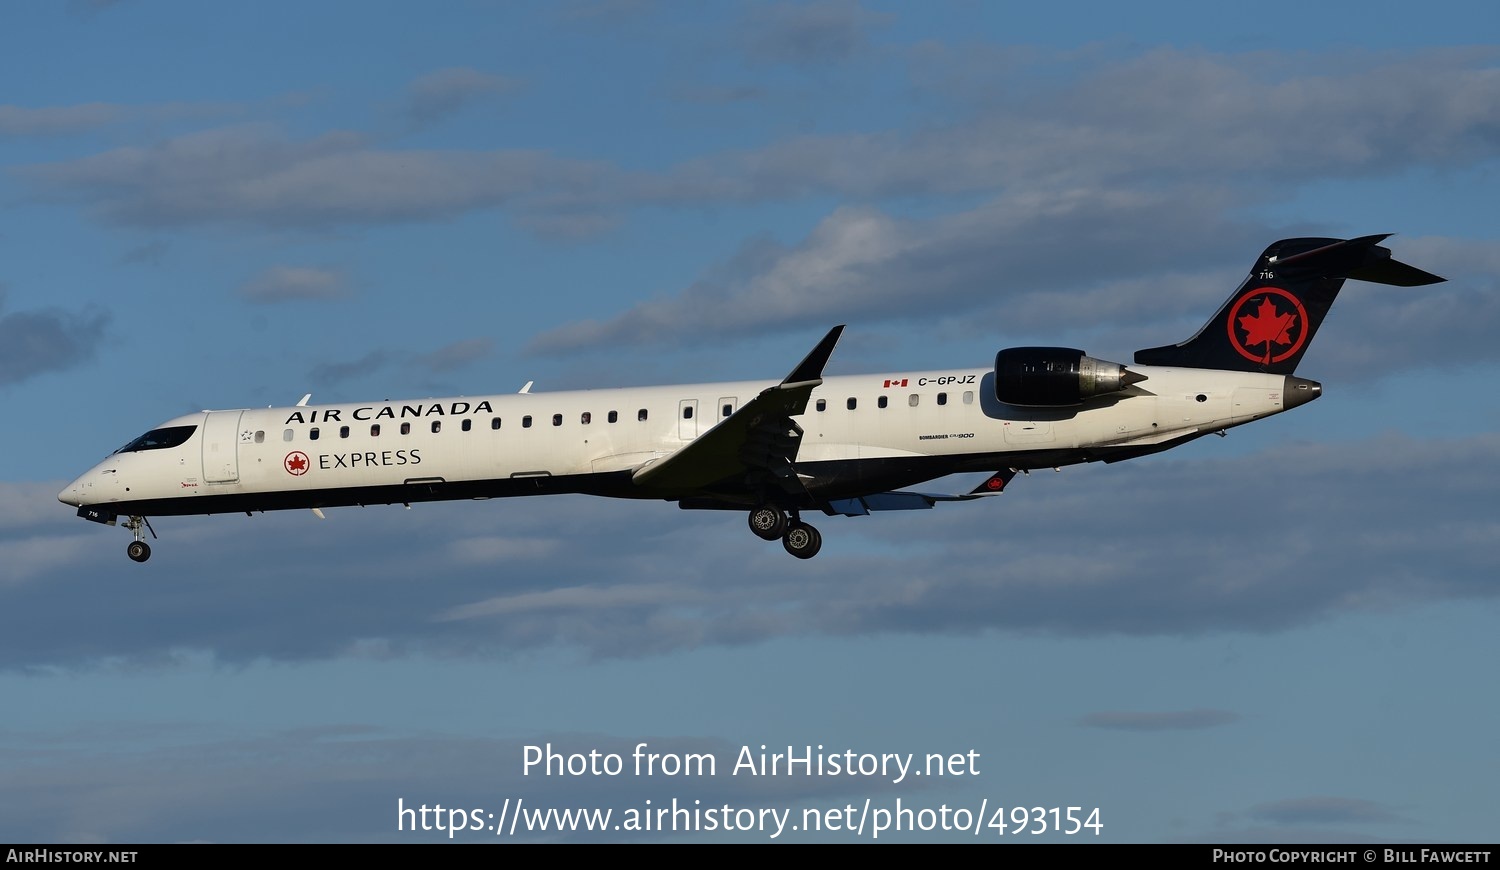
(1134, 235), (1444, 374)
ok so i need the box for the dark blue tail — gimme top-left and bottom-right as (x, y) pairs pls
(1134, 235), (1443, 374)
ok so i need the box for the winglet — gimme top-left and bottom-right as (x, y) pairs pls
(296, 394), (312, 407)
(969, 469), (1017, 494)
(781, 325), (845, 387)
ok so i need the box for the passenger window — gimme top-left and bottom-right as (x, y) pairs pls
(491, 417), (501, 430)
(846, 397), (857, 410)
(722, 404), (732, 417)
(310, 427), (320, 441)
(340, 426), (350, 438)
(963, 391), (974, 404)
(431, 421), (441, 434)
(937, 392), (947, 406)
(371, 424), (380, 437)
(682, 405), (693, 419)
(523, 416), (532, 428)
(816, 399), (826, 412)
(638, 409), (648, 422)
(462, 419), (472, 432)
(283, 429), (294, 442)
(608, 411), (619, 423)
(908, 394), (920, 407)
(254, 431), (265, 443)
(553, 414), (563, 427)
(400, 422), (411, 435)
(878, 396), (888, 409)
(581, 412), (591, 425)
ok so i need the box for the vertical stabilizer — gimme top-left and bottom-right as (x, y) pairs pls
(1134, 235), (1443, 374)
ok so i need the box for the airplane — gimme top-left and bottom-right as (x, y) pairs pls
(60, 234), (1442, 563)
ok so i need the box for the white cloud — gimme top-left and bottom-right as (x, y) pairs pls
(403, 67), (522, 127)
(4, 432), (1498, 667)
(237, 266), (350, 304)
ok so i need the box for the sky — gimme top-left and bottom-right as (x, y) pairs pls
(1, 0), (1497, 844)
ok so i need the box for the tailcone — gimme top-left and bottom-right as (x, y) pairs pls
(1283, 376), (1322, 410)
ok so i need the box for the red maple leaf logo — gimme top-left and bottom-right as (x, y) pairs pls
(285, 452), (309, 475)
(1238, 297), (1297, 350)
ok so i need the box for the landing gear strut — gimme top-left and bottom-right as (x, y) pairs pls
(747, 506), (823, 559)
(124, 516), (156, 563)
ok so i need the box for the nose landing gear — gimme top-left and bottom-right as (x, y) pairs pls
(748, 505), (823, 559)
(124, 516), (156, 563)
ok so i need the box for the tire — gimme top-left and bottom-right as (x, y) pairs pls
(748, 506), (787, 541)
(782, 522), (822, 559)
(127, 541), (151, 563)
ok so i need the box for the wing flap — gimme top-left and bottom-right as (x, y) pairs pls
(825, 470), (1017, 516)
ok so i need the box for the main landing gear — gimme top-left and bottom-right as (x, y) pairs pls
(748, 506), (822, 560)
(124, 515), (156, 563)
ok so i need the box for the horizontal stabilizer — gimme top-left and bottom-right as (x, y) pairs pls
(1347, 257), (1444, 287)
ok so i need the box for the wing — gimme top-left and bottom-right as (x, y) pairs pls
(630, 325), (844, 498)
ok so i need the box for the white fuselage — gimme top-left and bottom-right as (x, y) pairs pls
(59, 364), (1293, 516)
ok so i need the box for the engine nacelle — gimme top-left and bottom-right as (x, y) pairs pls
(994, 347), (1146, 406)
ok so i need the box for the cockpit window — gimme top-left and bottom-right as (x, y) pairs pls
(114, 425), (197, 454)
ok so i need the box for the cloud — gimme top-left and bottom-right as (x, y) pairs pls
(306, 337), (494, 386)
(237, 266), (350, 304)
(403, 68), (522, 127)
(1247, 796), (1406, 826)
(741, 0), (892, 65)
(22, 124), (616, 231)
(15, 49), (1499, 251)
(6, 431), (1499, 668)
(1079, 710), (1240, 731)
(528, 212), (1496, 385)
(308, 349), (398, 385)
(644, 48), (1500, 203)
(672, 85), (766, 105)
(20, 49), (1495, 231)
(0, 288), (109, 387)
(0, 104), (123, 136)
(414, 338), (494, 373)
(437, 581), (688, 621)
(118, 239), (168, 266)
(525, 192), (1263, 353)
(0, 100), (238, 137)
(556, 0), (658, 25)
(0, 725), (897, 841)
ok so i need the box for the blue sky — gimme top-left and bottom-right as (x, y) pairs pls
(2, 0), (1497, 843)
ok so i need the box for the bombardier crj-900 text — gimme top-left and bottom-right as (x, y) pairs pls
(61, 235), (1442, 562)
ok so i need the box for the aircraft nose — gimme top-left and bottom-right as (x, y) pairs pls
(59, 480), (82, 506)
